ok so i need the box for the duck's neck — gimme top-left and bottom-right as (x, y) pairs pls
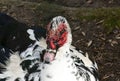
(55, 33), (72, 60)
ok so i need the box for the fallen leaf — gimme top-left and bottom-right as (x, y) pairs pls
(96, 20), (104, 25)
(81, 32), (86, 36)
(116, 34), (120, 39)
(87, 40), (93, 47)
(86, 0), (93, 4)
(74, 26), (80, 31)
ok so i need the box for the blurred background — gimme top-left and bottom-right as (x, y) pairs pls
(0, 0), (120, 81)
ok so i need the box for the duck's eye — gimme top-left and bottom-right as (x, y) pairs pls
(60, 29), (66, 35)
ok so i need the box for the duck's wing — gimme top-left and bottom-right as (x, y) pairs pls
(19, 44), (45, 81)
(0, 44), (45, 81)
(70, 45), (99, 81)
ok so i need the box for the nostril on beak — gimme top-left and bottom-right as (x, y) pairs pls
(44, 58), (50, 64)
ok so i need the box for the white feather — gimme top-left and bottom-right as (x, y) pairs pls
(27, 29), (36, 41)
(0, 52), (26, 81)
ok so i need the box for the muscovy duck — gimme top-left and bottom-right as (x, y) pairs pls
(28, 16), (98, 81)
(0, 14), (99, 81)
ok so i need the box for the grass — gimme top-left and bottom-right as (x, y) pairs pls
(76, 8), (120, 33)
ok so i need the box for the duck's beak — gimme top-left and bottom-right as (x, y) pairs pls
(43, 51), (56, 63)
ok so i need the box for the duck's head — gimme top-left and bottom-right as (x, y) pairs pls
(44, 16), (72, 63)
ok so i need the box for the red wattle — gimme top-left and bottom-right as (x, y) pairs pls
(58, 32), (68, 46)
(50, 41), (56, 49)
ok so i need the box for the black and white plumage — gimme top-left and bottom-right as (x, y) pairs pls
(0, 52), (26, 81)
(0, 30), (46, 80)
(0, 45), (12, 65)
(0, 12), (47, 60)
(0, 42), (47, 81)
(0, 13), (47, 81)
(34, 16), (99, 81)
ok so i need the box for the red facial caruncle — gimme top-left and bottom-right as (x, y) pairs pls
(46, 23), (68, 50)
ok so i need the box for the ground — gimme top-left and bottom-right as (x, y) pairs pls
(0, 0), (120, 81)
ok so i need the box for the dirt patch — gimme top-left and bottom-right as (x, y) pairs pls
(45, 0), (120, 7)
